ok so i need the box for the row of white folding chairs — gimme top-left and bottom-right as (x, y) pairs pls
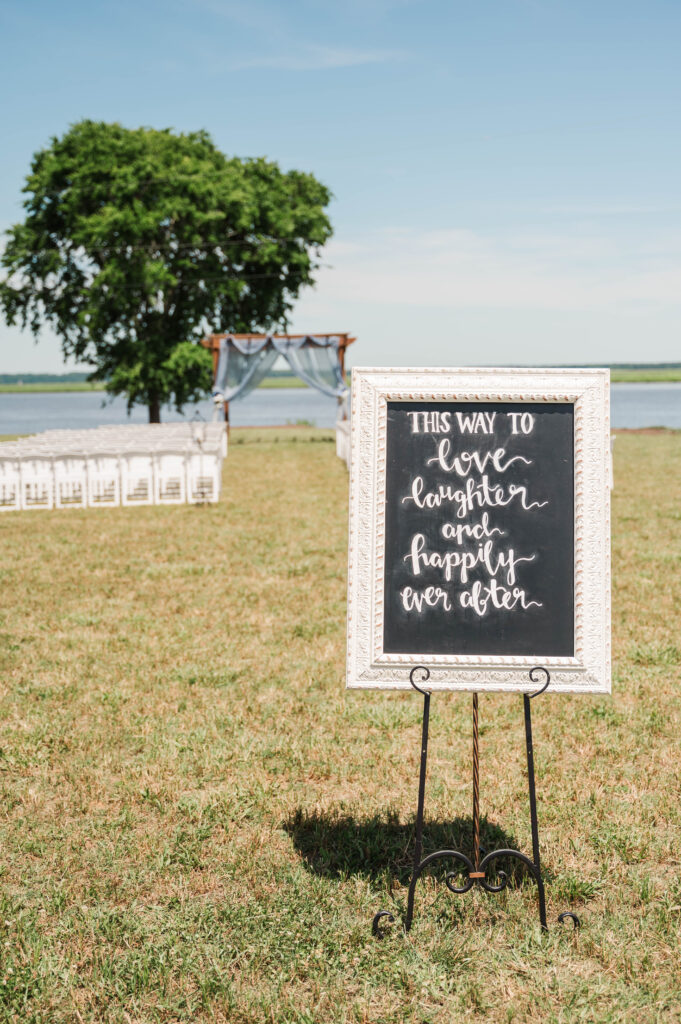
(0, 441), (224, 460)
(18, 422), (224, 436)
(21, 424), (226, 441)
(3, 428), (225, 456)
(0, 449), (223, 511)
(2, 424), (227, 459)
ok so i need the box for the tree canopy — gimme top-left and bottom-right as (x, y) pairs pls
(0, 121), (333, 421)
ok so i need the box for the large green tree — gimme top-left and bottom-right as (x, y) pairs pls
(0, 121), (332, 421)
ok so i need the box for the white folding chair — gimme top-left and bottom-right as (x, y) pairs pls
(155, 451), (187, 504)
(20, 456), (54, 510)
(54, 455), (87, 508)
(87, 454), (121, 507)
(0, 458), (21, 512)
(121, 452), (154, 506)
(186, 449), (220, 503)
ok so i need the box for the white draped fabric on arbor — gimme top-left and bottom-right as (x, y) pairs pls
(211, 335), (349, 403)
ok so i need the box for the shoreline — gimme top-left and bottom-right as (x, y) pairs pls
(0, 377), (309, 394)
(2, 369), (681, 394)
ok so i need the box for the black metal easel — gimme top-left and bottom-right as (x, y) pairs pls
(372, 666), (580, 936)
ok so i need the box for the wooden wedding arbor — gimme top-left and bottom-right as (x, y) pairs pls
(201, 332), (356, 423)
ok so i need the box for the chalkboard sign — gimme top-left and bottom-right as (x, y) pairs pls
(383, 400), (574, 658)
(346, 369), (611, 694)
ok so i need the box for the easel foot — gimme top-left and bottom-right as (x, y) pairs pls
(402, 846), (547, 932)
(372, 911), (395, 938)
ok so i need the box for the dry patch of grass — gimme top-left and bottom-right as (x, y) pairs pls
(1, 429), (680, 1023)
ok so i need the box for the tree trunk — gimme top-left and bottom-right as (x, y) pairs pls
(148, 395), (161, 423)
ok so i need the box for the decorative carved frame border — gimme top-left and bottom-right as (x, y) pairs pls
(346, 367), (611, 694)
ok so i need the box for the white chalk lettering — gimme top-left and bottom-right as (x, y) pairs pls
(426, 440), (531, 477)
(507, 411), (535, 435)
(455, 411), (497, 434)
(441, 512), (504, 545)
(402, 474), (548, 519)
(408, 410), (451, 434)
(400, 585), (452, 613)
(404, 532), (536, 585)
(392, 404), (552, 627)
(459, 580), (542, 617)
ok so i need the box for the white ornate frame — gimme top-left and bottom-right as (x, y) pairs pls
(346, 367), (611, 694)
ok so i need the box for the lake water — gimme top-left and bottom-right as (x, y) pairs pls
(1, 382), (680, 435)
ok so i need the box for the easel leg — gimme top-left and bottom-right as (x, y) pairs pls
(469, 694), (486, 883)
(472, 693), (480, 872)
(523, 693), (548, 930)
(405, 689), (431, 932)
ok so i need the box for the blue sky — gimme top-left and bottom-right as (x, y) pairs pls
(1, 0), (680, 372)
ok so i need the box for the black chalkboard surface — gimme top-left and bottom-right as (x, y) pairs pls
(383, 401), (574, 658)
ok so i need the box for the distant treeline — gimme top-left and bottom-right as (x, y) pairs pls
(0, 373), (93, 384)
(3, 365), (681, 385)
(606, 363), (681, 370)
(0, 369), (299, 384)
(347, 363), (681, 372)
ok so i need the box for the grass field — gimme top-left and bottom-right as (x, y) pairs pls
(1, 428), (680, 1023)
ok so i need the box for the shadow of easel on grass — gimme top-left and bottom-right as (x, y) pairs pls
(283, 808), (542, 888)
